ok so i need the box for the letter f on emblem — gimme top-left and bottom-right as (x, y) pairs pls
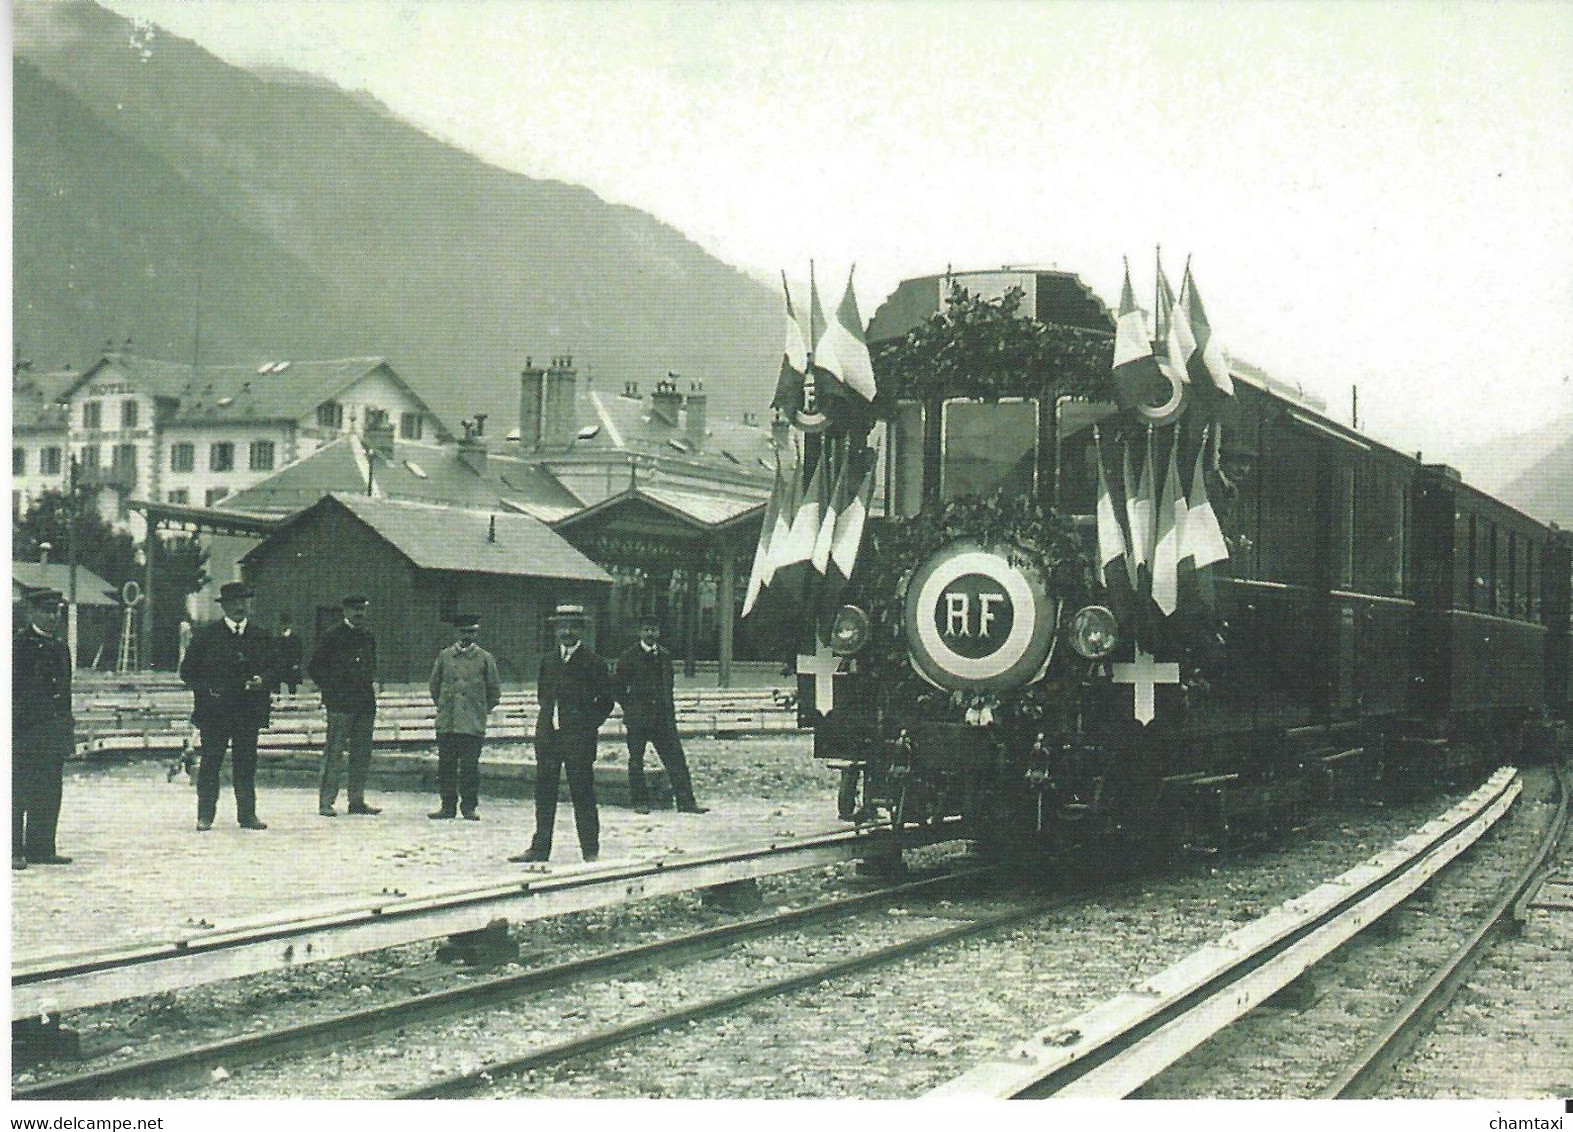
(977, 593), (1004, 637)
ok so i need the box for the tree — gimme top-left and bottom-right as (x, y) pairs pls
(13, 489), (136, 594)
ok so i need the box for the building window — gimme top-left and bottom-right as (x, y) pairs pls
(167, 489), (189, 505)
(250, 440), (276, 471)
(210, 442), (235, 472)
(41, 447), (62, 476)
(112, 444), (138, 486)
(121, 400), (139, 429)
(400, 412), (424, 440)
(79, 445), (101, 471)
(365, 407), (389, 430)
(205, 487), (228, 507)
(82, 401), (102, 429)
(170, 442), (195, 472)
(317, 401), (344, 429)
(12, 447), (25, 475)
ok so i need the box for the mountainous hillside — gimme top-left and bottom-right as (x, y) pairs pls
(12, 0), (782, 432)
(1449, 412), (1573, 527)
(1499, 433), (1573, 529)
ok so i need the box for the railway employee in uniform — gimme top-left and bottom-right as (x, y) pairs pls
(13, 586), (75, 869)
(179, 582), (274, 831)
(428, 613), (502, 821)
(307, 595), (381, 817)
(615, 614), (708, 814)
(509, 604), (615, 863)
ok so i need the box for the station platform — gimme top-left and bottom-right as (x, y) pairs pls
(10, 752), (836, 970)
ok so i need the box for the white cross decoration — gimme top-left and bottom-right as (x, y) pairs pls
(797, 641), (844, 715)
(1111, 647), (1180, 726)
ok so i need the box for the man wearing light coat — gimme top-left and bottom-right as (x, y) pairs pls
(427, 613), (502, 821)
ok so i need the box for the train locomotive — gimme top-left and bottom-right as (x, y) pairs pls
(790, 266), (1572, 849)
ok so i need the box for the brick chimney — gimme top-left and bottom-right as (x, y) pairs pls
(458, 415), (488, 476)
(684, 380), (707, 449)
(518, 357), (545, 450)
(542, 355), (578, 449)
(651, 374), (683, 427)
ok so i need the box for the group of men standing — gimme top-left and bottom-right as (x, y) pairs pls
(165, 585), (705, 862)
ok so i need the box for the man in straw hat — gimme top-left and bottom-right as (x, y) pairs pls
(13, 585), (75, 868)
(179, 581), (274, 831)
(509, 604), (615, 863)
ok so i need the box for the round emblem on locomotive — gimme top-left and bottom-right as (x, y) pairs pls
(904, 542), (1060, 691)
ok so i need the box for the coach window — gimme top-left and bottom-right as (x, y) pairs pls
(1454, 510), (1473, 608)
(888, 401), (925, 517)
(1354, 468), (1404, 597)
(1258, 420), (1318, 588)
(1526, 542), (1540, 623)
(941, 398), (1038, 502)
(1495, 526), (1513, 618)
(1331, 464), (1355, 588)
(1473, 517), (1495, 614)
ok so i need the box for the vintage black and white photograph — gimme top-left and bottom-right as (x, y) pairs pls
(9, 0), (1573, 1117)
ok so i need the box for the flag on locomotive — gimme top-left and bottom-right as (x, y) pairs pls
(1094, 254), (1233, 722)
(744, 264), (880, 715)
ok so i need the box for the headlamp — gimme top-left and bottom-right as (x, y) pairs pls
(1067, 604), (1119, 660)
(829, 605), (871, 656)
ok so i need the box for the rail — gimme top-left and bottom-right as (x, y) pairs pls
(927, 767), (1522, 1098)
(11, 819), (960, 1022)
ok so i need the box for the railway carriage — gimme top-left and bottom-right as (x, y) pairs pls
(796, 266), (1571, 848)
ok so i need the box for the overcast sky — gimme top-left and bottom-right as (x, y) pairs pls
(97, 0), (1573, 463)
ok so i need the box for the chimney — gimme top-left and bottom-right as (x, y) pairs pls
(542, 355), (578, 449)
(770, 408), (790, 450)
(651, 373), (683, 427)
(519, 357), (545, 450)
(459, 416), (488, 476)
(684, 380), (707, 449)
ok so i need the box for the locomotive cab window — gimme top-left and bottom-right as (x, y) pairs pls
(940, 397), (1039, 502)
(1053, 398), (1120, 515)
(887, 400), (925, 518)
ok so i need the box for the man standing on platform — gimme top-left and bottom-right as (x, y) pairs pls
(179, 582), (274, 831)
(509, 604), (615, 863)
(428, 613), (502, 821)
(615, 614), (708, 815)
(13, 586), (75, 869)
(307, 595), (381, 818)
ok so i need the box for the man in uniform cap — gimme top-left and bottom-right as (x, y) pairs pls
(307, 595), (381, 817)
(615, 613), (708, 814)
(509, 604), (615, 863)
(428, 612), (501, 821)
(13, 586), (75, 868)
(179, 581), (274, 830)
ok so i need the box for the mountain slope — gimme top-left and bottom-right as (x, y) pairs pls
(13, 0), (781, 431)
(1498, 434), (1573, 529)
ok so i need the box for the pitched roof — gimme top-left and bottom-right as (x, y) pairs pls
(11, 370), (73, 432)
(576, 388), (780, 478)
(220, 436), (584, 521)
(60, 353), (451, 435)
(10, 562), (118, 606)
(246, 493), (610, 584)
(552, 484), (766, 536)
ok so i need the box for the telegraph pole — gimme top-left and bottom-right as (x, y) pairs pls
(66, 455), (80, 662)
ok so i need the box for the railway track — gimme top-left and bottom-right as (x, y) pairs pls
(12, 820), (959, 1021)
(929, 766), (1531, 1098)
(1319, 760), (1571, 1098)
(15, 862), (997, 1100)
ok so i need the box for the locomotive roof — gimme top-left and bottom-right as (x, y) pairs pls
(866, 267), (1114, 343)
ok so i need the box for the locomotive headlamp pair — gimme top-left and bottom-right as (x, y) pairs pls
(829, 605), (871, 655)
(1066, 604), (1119, 660)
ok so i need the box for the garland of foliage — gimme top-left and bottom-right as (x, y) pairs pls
(871, 284), (1114, 407)
(848, 283), (1116, 738)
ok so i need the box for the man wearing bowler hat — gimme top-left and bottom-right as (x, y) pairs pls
(179, 581), (274, 830)
(615, 613), (708, 814)
(13, 585), (75, 868)
(307, 595), (381, 817)
(509, 604), (615, 863)
(428, 612), (501, 821)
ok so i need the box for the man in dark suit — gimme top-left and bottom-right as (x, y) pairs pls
(509, 604), (615, 863)
(179, 581), (274, 831)
(615, 614), (708, 814)
(13, 586), (75, 869)
(306, 595), (381, 818)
